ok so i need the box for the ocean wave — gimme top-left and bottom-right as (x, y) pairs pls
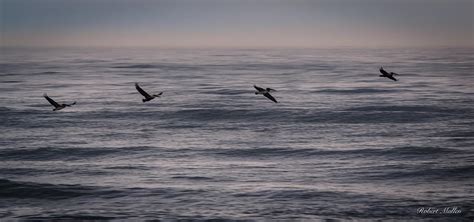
(358, 165), (474, 181)
(64, 108), (282, 123)
(165, 109), (272, 122)
(0, 178), (209, 201)
(103, 165), (153, 170)
(0, 179), (120, 200)
(0, 80), (22, 83)
(111, 62), (336, 72)
(112, 63), (202, 71)
(233, 188), (368, 200)
(315, 88), (400, 94)
(113, 64), (159, 69)
(214, 147), (320, 158)
(212, 146), (466, 160)
(431, 130), (474, 138)
(0, 145), (185, 162)
(345, 105), (469, 113)
(299, 111), (442, 124)
(202, 89), (249, 95)
(171, 176), (214, 181)
(0, 147), (121, 161)
(53, 106), (460, 125)
(0, 107), (41, 114)
(23, 215), (118, 221)
(164, 105), (468, 124)
(35, 71), (62, 75)
(1, 105), (467, 131)
(380, 146), (463, 156)
(0, 167), (72, 177)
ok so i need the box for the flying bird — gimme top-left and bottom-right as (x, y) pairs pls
(254, 85), (278, 103)
(379, 67), (399, 81)
(43, 93), (76, 111)
(135, 83), (163, 102)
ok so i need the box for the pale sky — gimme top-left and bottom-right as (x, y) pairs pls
(1, 0), (473, 48)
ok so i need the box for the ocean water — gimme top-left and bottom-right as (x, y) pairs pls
(0, 47), (473, 221)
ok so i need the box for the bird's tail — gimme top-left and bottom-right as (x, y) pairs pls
(142, 99), (147, 103)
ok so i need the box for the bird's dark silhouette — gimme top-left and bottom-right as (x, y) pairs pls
(379, 67), (399, 81)
(135, 83), (163, 102)
(43, 93), (76, 111)
(254, 85), (278, 103)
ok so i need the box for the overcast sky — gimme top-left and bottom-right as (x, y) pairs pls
(1, 0), (473, 48)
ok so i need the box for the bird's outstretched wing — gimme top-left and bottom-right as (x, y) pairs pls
(135, 83), (152, 99)
(266, 88), (276, 92)
(379, 67), (389, 76)
(387, 76), (397, 81)
(390, 72), (399, 76)
(43, 93), (60, 108)
(254, 85), (265, 92)
(65, 101), (76, 107)
(263, 93), (278, 103)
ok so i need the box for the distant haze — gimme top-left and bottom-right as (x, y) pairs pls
(1, 0), (473, 48)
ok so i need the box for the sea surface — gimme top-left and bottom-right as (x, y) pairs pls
(0, 47), (473, 221)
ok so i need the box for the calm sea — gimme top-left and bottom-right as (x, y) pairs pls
(0, 47), (473, 220)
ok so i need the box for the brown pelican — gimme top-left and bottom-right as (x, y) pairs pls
(379, 67), (398, 81)
(43, 93), (76, 111)
(135, 83), (163, 102)
(254, 85), (278, 103)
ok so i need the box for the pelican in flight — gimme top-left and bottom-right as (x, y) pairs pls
(254, 85), (278, 103)
(43, 93), (76, 111)
(379, 67), (399, 81)
(135, 83), (163, 102)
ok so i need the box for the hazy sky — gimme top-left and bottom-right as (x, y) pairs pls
(1, 0), (473, 48)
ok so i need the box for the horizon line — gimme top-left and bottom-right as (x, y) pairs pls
(2, 45), (473, 50)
